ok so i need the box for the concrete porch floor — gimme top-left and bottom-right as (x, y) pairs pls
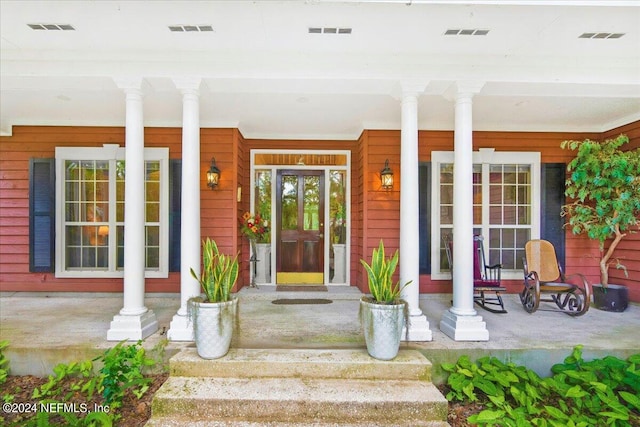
(1, 286), (638, 383)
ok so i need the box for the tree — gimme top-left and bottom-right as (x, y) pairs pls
(561, 134), (640, 286)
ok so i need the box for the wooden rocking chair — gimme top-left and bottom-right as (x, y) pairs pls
(444, 234), (508, 314)
(521, 239), (590, 316)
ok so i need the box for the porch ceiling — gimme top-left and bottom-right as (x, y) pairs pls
(1, 0), (639, 139)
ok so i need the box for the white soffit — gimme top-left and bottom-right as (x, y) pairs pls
(1, 0), (639, 138)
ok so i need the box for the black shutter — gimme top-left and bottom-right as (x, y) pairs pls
(169, 159), (182, 272)
(541, 163), (566, 269)
(29, 158), (55, 272)
(419, 162), (431, 274)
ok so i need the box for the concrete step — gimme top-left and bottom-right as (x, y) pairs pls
(150, 376), (448, 425)
(170, 348), (433, 381)
(148, 348), (449, 426)
(146, 419), (450, 426)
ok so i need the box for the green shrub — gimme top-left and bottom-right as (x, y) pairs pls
(0, 340), (9, 385)
(442, 345), (640, 426)
(32, 359), (98, 400)
(1, 339), (164, 426)
(95, 339), (156, 409)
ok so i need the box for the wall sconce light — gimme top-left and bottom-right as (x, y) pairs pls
(380, 159), (394, 190)
(206, 157), (221, 189)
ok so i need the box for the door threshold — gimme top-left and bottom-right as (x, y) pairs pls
(276, 272), (324, 284)
(276, 285), (328, 292)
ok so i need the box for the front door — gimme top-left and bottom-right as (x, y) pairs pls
(276, 170), (325, 284)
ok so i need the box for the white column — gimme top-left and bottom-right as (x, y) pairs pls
(168, 78), (202, 342)
(440, 81), (489, 341)
(399, 85), (432, 342)
(108, 78), (158, 341)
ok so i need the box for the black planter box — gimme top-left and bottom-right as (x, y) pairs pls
(592, 284), (629, 312)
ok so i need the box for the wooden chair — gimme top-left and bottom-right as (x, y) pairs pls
(444, 234), (507, 314)
(521, 239), (590, 316)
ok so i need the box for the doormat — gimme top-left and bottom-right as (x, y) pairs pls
(272, 299), (333, 305)
(276, 285), (328, 292)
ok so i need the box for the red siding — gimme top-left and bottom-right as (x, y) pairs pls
(358, 130), (401, 292)
(0, 126), (238, 293)
(0, 127), (130, 292)
(353, 132), (366, 292)
(237, 131), (248, 289)
(601, 122), (640, 301)
(1, 123), (638, 301)
(359, 127), (639, 301)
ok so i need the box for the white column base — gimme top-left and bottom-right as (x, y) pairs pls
(439, 309), (489, 341)
(107, 310), (158, 341)
(402, 314), (433, 342)
(167, 313), (194, 342)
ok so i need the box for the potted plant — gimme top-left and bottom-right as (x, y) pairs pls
(561, 134), (640, 312)
(189, 238), (239, 359)
(240, 212), (271, 285)
(359, 240), (410, 360)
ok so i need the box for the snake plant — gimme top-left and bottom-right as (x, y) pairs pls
(190, 238), (238, 303)
(360, 240), (410, 304)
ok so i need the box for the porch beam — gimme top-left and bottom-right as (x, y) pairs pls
(399, 83), (432, 342)
(107, 77), (158, 341)
(168, 78), (202, 342)
(440, 81), (489, 341)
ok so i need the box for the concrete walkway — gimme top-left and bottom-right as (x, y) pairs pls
(1, 286), (639, 382)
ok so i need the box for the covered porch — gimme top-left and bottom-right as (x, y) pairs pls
(1, 287), (638, 383)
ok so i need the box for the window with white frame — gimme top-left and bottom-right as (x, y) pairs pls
(431, 150), (540, 280)
(55, 146), (169, 278)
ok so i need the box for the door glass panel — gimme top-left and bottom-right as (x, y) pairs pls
(281, 175), (298, 230)
(255, 170), (272, 243)
(329, 171), (346, 245)
(303, 176), (319, 231)
(330, 170), (347, 283)
(254, 170), (272, 284)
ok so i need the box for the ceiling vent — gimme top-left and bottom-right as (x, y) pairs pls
(308, 27), (352, 35)
(579, 32), (625, 39)
(445, 29), (489, 36)
(169, 25), (214, 32)
(28, 23), (75, 31)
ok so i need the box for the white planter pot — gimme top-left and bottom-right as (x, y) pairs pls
(359, 297), (406, 360)
(189, 296), (238, 359)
